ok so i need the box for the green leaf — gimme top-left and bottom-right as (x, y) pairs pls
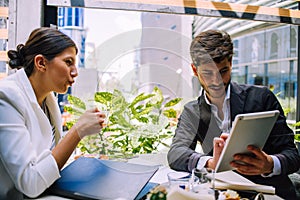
(135, 105), (144, 110)
(159, 142), (171, 148)
(163, 108), (177, 118)
(64, 105), (84, 116)
(67, 95), (86, 110)
(129, 93), (155, 108)
(114, 114), (133, 128)
(295, 134), (300, 142)
(152, 86), (164, 105)
(110, 90), (128, 113)
(136, 116), (149, 123)
(164, 98), (182, 107)
(292, 121), (300, 127)
(131, 104), (144, 116)
(132, 107), (153, 119)
(145, 102), (158, 111)
(149, 114), (159, 124)
(94, 92), (113, 105)
(66, 121), (76, 130)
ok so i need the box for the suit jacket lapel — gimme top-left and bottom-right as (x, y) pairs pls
(198, 94), (211, 143)
(230, 82), (246, 121)
(197, 92), (221, 154)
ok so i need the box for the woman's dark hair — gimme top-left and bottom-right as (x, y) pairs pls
(7, 27), (78, 76)
(190, 29), (233, 67)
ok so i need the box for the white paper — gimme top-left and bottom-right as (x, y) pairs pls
(212, 171), (275, 194)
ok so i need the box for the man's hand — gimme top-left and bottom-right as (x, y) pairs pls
(230, 145), (274, 175)
(207, 133), (229, 169)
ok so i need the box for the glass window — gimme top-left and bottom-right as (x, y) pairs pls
(67, 8), (73, 26)
(270, 33), (278, 59)
(56, 8), (299, 126)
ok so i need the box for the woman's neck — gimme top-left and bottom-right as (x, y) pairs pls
(29, 74), (49, 107)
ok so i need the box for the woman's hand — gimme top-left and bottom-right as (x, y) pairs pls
(75, 108), (106, 139)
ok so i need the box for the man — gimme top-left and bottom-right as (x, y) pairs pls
(167, 29), (300, 199)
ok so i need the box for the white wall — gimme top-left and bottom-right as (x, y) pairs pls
(8, 0), (43, 50)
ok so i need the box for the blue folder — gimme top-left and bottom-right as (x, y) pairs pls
(50, 157), (159, 200)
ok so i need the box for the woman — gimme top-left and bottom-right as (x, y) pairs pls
(0, 27), (105, 199)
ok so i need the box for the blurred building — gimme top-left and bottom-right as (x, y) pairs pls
(0, 0), (8, 80)
(58, 7), (86, 68)
(139, 12), (194, 100)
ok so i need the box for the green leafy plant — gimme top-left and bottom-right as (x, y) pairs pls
(290, 121), (300, 143)
(64, 86), (182, 158)
(276, 95), (299, 143)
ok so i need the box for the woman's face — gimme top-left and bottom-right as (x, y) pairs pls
(45, 47), (78, 94)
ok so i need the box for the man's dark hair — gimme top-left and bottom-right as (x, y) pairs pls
(190, 30), (233, 66)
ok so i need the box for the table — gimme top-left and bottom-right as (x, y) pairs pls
(29, 153), (283, 200)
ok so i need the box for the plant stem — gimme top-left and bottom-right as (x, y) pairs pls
(98, 132), (106, 155)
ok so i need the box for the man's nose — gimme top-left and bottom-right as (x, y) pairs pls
(211, 72), (222, 84)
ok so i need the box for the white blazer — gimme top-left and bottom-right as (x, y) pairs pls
(0, 69), (62, 198)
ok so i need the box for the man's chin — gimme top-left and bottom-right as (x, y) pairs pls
(209, 91), (226, 99)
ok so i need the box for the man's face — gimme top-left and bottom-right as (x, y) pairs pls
(191, 58), (232, 101)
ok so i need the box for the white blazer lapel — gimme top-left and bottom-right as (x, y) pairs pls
(46, 93), (63, 144)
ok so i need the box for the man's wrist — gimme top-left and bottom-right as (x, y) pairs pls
(197, 156), (212, 170)
(206, 158), (213, 169)
(262, 155), (281, 177)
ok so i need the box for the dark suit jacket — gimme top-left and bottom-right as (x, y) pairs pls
(167, 81), (300, 199)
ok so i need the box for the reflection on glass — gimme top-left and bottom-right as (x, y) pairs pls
(192, 168), (217, 198)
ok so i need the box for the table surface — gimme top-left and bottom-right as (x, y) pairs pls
(28, 153), (283, 200)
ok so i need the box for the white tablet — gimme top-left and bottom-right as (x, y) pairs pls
(215, 110), (280, 173)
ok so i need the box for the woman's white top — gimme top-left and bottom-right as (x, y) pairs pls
(0, 69), (62, 198)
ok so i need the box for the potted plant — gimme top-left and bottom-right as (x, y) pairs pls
(291, 122), (300, 153)
(276, 95), (299, 152)
(64, 86), (182, 159)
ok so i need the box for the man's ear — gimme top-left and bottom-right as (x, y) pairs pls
(34, 54), (46, 72)
(191, 63), (198, 77)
